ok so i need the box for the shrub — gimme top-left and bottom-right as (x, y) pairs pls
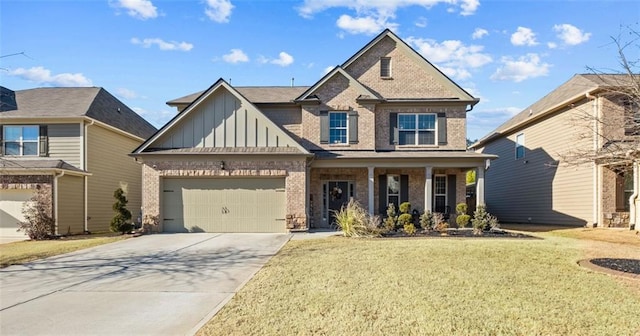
(471, 205), (499, 234)
(384, 203), (398, 231)
(404, 223), (416, 235)
(420, 211), (434, 231)
(397, 213), (413, 227)
(111, 188), (133, 234)
(433, 212), (448, 232)
(455, 203), (468, 216)
(18, 187), (54, 240)
(334, 199), (380, 237)
(399, 202), (411, 214)
(456, 214), (471, 228)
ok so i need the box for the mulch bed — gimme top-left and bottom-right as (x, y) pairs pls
(578, 258), (640, 279)
(380, 228), (537, 239)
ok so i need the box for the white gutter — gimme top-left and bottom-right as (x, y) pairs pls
(53, 171), (65, 235)
(585, 92), (599, 227)
(629, 160), (639, 230)
(83, 120), (94, 232)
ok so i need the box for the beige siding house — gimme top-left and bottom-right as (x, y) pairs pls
(0, 87), (156, 237)
(132, 30), (496, 233)
(471, 74), (639, 229)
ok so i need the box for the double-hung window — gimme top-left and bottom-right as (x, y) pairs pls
(398, 113), (436, 145)
(3, 125), (39, 156)
(515, 133), (525, 159)
(329, 112), (348, 144)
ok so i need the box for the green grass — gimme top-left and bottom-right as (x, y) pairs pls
(198, 235), (640, 336)
(0, 234), (128, 268)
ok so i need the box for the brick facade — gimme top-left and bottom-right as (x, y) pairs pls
(141, 158), (307, 232)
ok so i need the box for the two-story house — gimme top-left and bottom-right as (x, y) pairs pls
(471, 74), (639, 229)
(0, 86), (156, 237)
(132, 29), (496, 233)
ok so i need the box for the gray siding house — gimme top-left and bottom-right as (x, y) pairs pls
(471, 74), (639, 229)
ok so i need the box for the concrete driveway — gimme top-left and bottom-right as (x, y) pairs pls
(0, 233), (291, 336)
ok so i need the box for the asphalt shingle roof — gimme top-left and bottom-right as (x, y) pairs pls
(167, 86), (310, 105)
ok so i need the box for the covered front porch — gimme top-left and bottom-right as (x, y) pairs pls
(306, 151), (495, 229)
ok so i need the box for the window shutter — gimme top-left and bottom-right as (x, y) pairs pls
(400, 175), (409, 204)
(447, 175), (456, 212)
(437, 113), (447, 145)
(348, 111), (358, 144)
(389, 113), (398, 145)
(39, 125), (48, 157)
(319, 111), (329, 144)
(378, 175), (386, 215)
(0, 126), (3, 155)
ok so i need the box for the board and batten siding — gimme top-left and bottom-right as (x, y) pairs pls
(57, 174), (85, 234)
(480, 105), (594, 226)
(87, 124), (144, 232)
(154, 89), (299, 149)
(48, 123), (81, 168)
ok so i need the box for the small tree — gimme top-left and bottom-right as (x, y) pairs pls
(384, 203), (397, 231)
(111, 188), (132, 234)
(471, 205), (499, 235)
(455, 203), (471, 228)
(18, 187), (54, 240)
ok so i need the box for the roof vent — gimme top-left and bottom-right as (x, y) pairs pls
(528, 109), (533, 116)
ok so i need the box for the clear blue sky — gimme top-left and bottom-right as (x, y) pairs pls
(1, 0), (638, 141)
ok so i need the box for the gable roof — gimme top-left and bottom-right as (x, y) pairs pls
(471, 74), (634, 148)
(167, 86), (310, 106)
(0, 87), (156, 139)
(341, 29), (478, 103)
(295, 66), (382, 102)
(133, 78), (309, 155)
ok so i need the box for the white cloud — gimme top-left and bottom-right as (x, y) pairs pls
(110, 0), (158, 20)
(8, 66), (92, 87)
(205, 0), (233, 23)
(415, 17), (427, 28)
(491, 53), (551, 82)
(115, 88), (138, 99)
(553, 23), (591, 46)
(406, 37), (492, 80)
(547, 42), (558, 49)
(510, 27), (538, 46)
(222, 49), (249, 63)
(131, 37), (193, 51)
(472, 28), (488, 39)
(271, 52), (294, 67)
(132, 107), (174, 128)
(467, 106), (522, 139)
(297, 0), (479, 34)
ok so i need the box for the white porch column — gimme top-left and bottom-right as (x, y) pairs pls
(368, 166), (375, 216)
(476, 165), (485, 207)
(424, 166), (433, 212)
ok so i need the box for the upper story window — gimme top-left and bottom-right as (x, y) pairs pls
(3, 125), (39, 156)
(329, 112), (348, 144)
(515, 133), (525, 159)
(380, 57), (391, 78)
(398, 113), (436, 145)
(622, 98), (639, 136)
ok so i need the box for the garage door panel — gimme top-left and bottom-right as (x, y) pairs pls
(162, 178), (286, 233)
(1, 189), (33, 238)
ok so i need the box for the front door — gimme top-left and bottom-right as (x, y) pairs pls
(324, 181), (352, 226)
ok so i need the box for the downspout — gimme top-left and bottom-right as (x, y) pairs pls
(53, 171), (65, 235)
(586, 92), (598, 227)
(629, 160), (639, 230)
(83, 120), (94, 232)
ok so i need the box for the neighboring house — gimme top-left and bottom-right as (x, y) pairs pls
(0, 86), (156, 237)
(132, 29), (496, 233)
(471, 74), (640, 229)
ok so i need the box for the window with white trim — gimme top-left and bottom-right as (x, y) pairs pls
(515, 133), (525, 159)
(434, 175), (447, 213)
(329, 112), (348, 144)
(3, 125), (39, 156)
(380, 57), (391, 78)
(398, 113), (436, 145)
(387, 174), (400, 209)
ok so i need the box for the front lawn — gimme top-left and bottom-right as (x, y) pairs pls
(198, 235), (640, 335)
(0, 234), (128, 268)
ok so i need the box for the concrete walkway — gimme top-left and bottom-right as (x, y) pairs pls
(0, 233), (291, 336)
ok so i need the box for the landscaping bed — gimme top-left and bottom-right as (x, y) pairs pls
(380, 228), (537, 239)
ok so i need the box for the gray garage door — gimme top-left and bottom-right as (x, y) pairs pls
(162, 178), (286, 233)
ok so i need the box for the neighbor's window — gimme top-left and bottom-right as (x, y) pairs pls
(329, 112), (348, 144)
(515, 133), (525, 159)
(398, 113), (436, 145)
(622, 98), (640, 136)
(380, 57), (391, 77)
(387, 174), (400, 209)
(3, 125), (38, 156)
(434, 175), (447, 213)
